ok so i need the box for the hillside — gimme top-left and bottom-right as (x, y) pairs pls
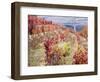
(28, 15), (88, 66)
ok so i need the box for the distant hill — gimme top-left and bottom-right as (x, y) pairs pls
(76, 25), (88, 39)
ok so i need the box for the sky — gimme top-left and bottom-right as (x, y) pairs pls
(39, 15), (88, 26)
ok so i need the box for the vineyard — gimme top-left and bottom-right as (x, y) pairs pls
(28, 15), (88, 66)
